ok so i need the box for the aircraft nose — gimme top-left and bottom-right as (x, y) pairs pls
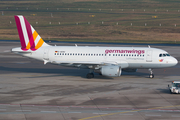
(174, 58), (178, 65)
(170, 57), (178, 66)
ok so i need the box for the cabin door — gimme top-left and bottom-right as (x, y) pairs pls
(146, 50), (152, 62)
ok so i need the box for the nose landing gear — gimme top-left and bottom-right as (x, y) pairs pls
(149, 68), (154, 78)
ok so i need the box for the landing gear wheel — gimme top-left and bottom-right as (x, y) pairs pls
(86, 73), (94, 79)
(148, 68), (154, 78)
(149, 74), (154, 78)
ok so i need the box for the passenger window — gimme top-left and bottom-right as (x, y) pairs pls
(109, 54), (111, 56)
(91, 54), (93, 56)
(57, 53), (59, 55)
(102, 54), (103, 56)
(60, 53), (61, 55)
(99, 54), (101, 56)
(55, 53), (56, 55)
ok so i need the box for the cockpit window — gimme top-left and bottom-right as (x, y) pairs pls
(159, 53), (170, 57)
(163, 54), (166, 57)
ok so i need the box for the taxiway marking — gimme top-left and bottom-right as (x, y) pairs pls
(79, 105), (180, 120)
(41, 111), (57, 113)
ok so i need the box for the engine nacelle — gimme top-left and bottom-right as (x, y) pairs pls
(122, 68), (138, 72)
(100, 66), (121, 77)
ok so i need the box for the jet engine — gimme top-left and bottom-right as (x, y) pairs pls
(100, 66), (121, 77)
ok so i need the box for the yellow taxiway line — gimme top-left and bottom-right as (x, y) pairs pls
(79, 105), (180, 120)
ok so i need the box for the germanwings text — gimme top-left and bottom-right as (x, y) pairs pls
(105, 49), (145, 55)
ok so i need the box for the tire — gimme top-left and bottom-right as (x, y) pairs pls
(86, 73), (94, 79)
(149, 74), (154, 78)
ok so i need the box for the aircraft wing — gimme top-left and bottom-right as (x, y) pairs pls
(50, 60), (129, 69)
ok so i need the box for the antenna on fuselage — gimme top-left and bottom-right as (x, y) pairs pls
(75, 44), (77, 47)
(148, 45), (151, 48)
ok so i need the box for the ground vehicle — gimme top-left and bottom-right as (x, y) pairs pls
(169, 81), (180, 94)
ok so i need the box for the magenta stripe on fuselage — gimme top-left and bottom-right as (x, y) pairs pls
(24, 16), (36, 51)
(14, 16), (28, 51)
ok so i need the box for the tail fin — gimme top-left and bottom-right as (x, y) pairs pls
(14, 15), (49, 51)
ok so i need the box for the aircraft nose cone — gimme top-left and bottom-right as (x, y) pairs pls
(174, 58), (178, 65)
(171, 57), (178, 66)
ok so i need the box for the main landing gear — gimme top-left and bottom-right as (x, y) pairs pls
(86, 73), (94, 79)
(86, 69), (94, 79)
(149, 68), (154, 78)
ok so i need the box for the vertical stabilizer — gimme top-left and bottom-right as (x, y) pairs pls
(14, 15), (49, 51)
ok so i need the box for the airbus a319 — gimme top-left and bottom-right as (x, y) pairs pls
(12, 15), (178, 78)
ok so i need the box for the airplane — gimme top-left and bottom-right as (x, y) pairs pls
(12, 15), (178, 79)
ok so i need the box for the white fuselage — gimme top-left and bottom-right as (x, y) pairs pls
(12, 15), (178, 78)
(12, 45), (178, 69)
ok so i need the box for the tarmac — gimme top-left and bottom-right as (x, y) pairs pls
(0, 41), (180, 120)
